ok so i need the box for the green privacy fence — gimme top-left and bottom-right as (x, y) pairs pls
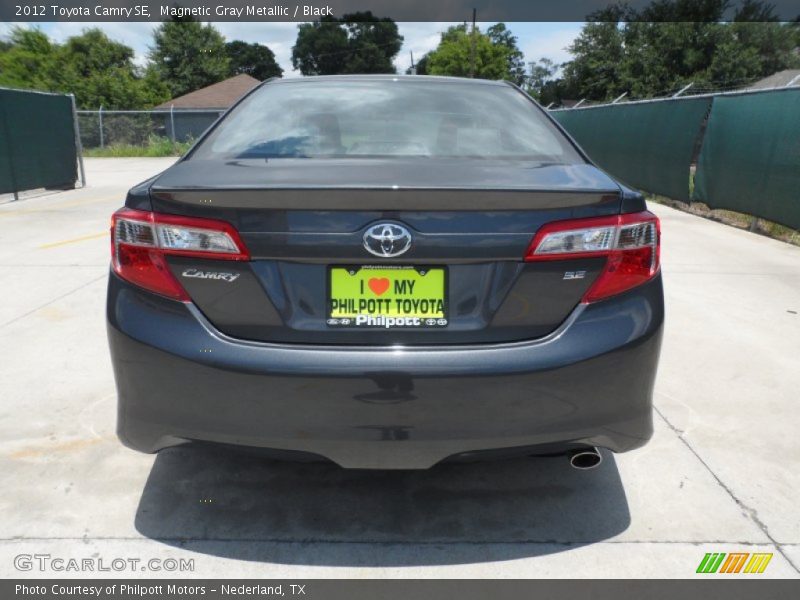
(551, 97), (712, 202)
(693, 88), (800, 230)
(0, 87), (80, 195)
(551, 88), (800, 230)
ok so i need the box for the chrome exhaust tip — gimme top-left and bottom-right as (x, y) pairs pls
(568, 447), (602, 470)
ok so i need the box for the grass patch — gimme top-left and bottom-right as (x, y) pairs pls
(83, 135), (192, 158)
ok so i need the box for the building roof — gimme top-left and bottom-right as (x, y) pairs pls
(155, 74), (261, 109)
(748, 69), (800, 90)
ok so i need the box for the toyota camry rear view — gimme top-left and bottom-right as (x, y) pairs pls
(107, 75), (663, 470)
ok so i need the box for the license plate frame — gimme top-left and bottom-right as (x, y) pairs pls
(327, 265), (449, 329)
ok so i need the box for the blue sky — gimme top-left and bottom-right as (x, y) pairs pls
(3, 21), (583, 76)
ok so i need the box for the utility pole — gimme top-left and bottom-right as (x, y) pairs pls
(409, 51), (416, 75)
(469, 8), (476, 78)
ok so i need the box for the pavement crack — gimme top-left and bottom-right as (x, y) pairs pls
(654, 405), (799, 574)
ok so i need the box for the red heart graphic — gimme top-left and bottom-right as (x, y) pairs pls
(368, 277), (390, 296)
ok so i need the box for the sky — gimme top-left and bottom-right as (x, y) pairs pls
(2, 21), (583, 76)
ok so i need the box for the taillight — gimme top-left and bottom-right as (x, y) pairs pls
(525, 211), (660, 302)
(110, 208), (249, 300)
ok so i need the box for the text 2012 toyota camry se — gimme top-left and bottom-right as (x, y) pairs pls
(107, 75), (663, 470)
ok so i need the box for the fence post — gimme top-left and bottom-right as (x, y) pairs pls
(169, 104), (176, 142)
(69, 94), (87, 188)
(98, 105), (104, 148)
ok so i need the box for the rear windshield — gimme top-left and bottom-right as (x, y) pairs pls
(190, 79), (583, 163)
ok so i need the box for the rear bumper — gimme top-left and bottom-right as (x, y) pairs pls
(107, 271), (664, 469)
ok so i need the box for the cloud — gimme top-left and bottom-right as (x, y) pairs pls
(519, 24), (582, 68)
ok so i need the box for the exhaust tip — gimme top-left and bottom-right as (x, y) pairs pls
(569, 447), (602, 470)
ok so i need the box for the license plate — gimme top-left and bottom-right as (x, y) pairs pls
(328, 266), (448, 328)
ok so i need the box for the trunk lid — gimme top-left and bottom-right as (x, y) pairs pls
(147, 159), (623, 345)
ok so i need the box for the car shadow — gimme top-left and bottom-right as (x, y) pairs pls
(134, 444), (630, 566)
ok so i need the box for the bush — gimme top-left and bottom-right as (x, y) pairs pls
(82, 135), (192, 157)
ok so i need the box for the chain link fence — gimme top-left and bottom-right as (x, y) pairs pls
(549, 85), (800, 231)
(76, 109), (224, 149)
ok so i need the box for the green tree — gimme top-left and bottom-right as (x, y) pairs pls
(729, 17), (799, 81)
(561, 0), (800, 101)
(523, 58), (580, 107)
(526, 58), (560, 101)
(487, 23), (527, 86)
(225, 40), (283, 80)
(149, 18), (229, 98)
(414, 53), (430, 75)
(426, 24), (509, 80)
(340, 13), (403, 73)
(0, 27), (169, 109)
(291, 11), (402, 75)
(292, 17), (348, 75)
(0, 28), (58, 90)
(561, 20), (625, 100)
(55, 29), (169, 109)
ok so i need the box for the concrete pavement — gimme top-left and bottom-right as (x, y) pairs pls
(0, 158), (798, 578)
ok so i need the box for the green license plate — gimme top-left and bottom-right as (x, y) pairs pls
(328, 266), (448, 328)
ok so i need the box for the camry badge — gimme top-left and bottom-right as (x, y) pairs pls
(363, 223), (412, 258)
(182, 269), (240, 283)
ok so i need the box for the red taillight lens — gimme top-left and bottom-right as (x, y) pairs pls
(525, 211), (660, 302)
(114, 243), (188, 300)
(110, 208), (250, 300)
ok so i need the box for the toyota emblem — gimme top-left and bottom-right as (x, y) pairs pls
(363, 223), (412, 258)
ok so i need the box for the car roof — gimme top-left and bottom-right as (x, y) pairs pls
(265, 74), (510, 87)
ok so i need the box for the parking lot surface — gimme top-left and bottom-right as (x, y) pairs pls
(1, 158), (798, 578)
